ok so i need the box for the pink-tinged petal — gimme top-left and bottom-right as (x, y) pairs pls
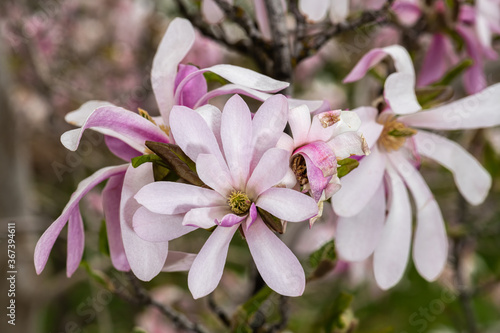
(133, 207), (195, 242)
(218, 213), (247, 227)
(288, 104), (312, 147)
(188, 224), (239, 299)
(373, 164), (411, 289)
(276, 133), (294, 153)
(250, 95), (289, 170)
(105, 135), (141, 161)
(102, 173), (130, 271)
(299, 0), (329, 21)
(392, 1), (422, 26)
(174, 64), (208, 108)
(196, 104), (222, 149)
(170, 106), (226, 168)
(325, 176), (341, 199)
(135, 182), (225, 215)
(202, 0), (230, 24)
(221, 95), (253, 188)
(152, 18), (195, 120)
(456, 25), (487, 94)
(64, 100), (114, 126)
(184, 206), (230, 229)
(417, 33), (449, 87)
(388, 152), (447, 281)
(343, 49), (389, 83)
(329, 0), (349, 24)
(302, 153), (331, 202)
(288, 98), (324, 113)
(354, 107), (383, 148)
(254, 0), (271, 39)
(244, 216), (305, 296)
(336, 183), (386, 261)
(162, 252), (197, 272)
(413, 131), (491, 205)
(399, 83), (500, 130)
(307, 110), (361, 143)
(331, 145), (386, 217)
(34, 164), (128, 275)
(66, 208), (84, 277)
(384, 72), (421, 115)
(197, 154), (233, 197)
(61, 106), (169, 153)
(246, 203), (258, 230)
(296, 141), (336, 177)
(328, 132), (367, 160)
(247, 148), (289, 197)
(120, 164), (169, 281)
(256, 188), (318, 222)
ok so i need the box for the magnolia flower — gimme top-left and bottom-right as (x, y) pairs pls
(276, 105), (368, 204)
(299, 0), (349, 23)
(34, 18), (291, 280)
(134, 95), (318, 298)
(331, 45), (500, 289)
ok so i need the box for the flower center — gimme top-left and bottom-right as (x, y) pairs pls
(291, 154), (308, 185)
(227, 191), (251, 215)
(378, 114), (417, 151)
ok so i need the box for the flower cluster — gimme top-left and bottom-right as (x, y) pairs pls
(35, 2), (500, 301)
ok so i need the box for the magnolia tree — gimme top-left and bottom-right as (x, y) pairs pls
(25, 0), (500, 332)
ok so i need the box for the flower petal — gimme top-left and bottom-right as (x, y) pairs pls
(288, 104), (312, 147)
(256, 187), (318, 222)
(188, 224), (239, 299)
(302, 153), (331, 202)
(373, 164), (412, 289)
(413, 131), (491, 205)
(135, 182), (226, 215)
(104, 136), (141, 161)
(329, 0), (349, 24)
(61, 106), (169, 152)
(331, 145), (386, 217)
(162, 251), (197, 272)
(196, 104), (222, 149)
(250, 94), (289, 171)
(354, 107), (383, 148)
(133, 207), (196, 242)
(174, 64), (208, 108)
(244, 216), (305, 296)
(120, 164), (169, 281)
(184, 206), (231, 229)
(102, 173), (130, 271)
(384, 72), (422, 114)
(152, 18), (195, 120)
(417, 33), (449, 87)
(247, 148), (289, 197)
(400, 83), (500, 130)
(197, 154), (234, 197)
(170, 105), (226, 168)
(218, 213), (247, 227)
(202, 0), (227, 24)
(64, 100), (114, 126)
(34, 164), (128, 275)
(299, 0), (329, 21)
(221, 95), (253, 188)
(388, 152), (448, 281)
(66, 208), (85, 277)
(336, 182), (386, 261)
(328, 132), (367, 160)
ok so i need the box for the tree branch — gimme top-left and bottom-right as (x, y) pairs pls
(207, 293), (231, 328)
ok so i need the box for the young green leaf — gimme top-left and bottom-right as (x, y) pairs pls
(337, 158), (359, 178)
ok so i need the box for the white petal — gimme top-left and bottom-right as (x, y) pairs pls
(133, 207), (196, 242)
(299, 0), (329, 21)
(288, 104), (312, 147)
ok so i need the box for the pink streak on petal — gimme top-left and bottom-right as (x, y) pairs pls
(343, 48), (388, 83)
(120, 164), (169, 281)
(302, 153), (331, 202)
(417, 33), (449, 87)
(34, 164), (128, 275)
(66, 208), (85, 277)
(373, 164), (412, 289)
(218, 213), (247, 227)
(174, 64), (208, 109)
(336, 182), (386, 262)
(102, 173), (130, 271)
(105, 135), (141, 162)
(246, 203), (258, 230)
(188, 224), (239, 299)
(256, 188), (318, 222)
(295, 141), (336, 177)
(244, 216), (305, 296)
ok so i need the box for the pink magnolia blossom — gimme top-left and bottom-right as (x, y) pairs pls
(276, 105), (368, 204)
(331, 45), (500, 289)
(34, 18), (290, 280)
(134, 95), (319, 298)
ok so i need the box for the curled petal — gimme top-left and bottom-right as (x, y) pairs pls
(66, 208), (85, 277)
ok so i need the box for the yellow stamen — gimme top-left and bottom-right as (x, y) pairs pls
(378, 114), (417, 151)
(227, 191), (251, 215)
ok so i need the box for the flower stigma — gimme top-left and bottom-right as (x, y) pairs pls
(378, 114), (417, 151)
(228, 190), (252, 215)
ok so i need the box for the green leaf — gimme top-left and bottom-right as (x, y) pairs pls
(319, 292), (354, 332)
(416, 85), (454, 109)
(308, 240), (337, 281)
(203, 71), (229, 85)
(258, 208), (284, 234)
(232, 286), (273, 332)
(131, 327), (148, 333)
(98, 220), (110, 257)
(80, 261), (113, 290)
(145, 141), (205, 187)
(131, 154), (166, 168)
(431, 59), (473, 87)
(337, 158), (359, 178)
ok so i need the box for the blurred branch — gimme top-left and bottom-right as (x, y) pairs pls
(207, 293), (231, 328)
(266, 295), (290, 333)
(115, 273), (210, 333)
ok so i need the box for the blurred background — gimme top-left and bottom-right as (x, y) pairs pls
(1, 0), (500, 332)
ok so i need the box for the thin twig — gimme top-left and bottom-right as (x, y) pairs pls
(207, 293), (231, 328)
(119, 272), (210, 333)
(266, 296), (290, 333)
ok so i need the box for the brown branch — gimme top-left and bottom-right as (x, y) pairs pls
(207, 293), (231, 328)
